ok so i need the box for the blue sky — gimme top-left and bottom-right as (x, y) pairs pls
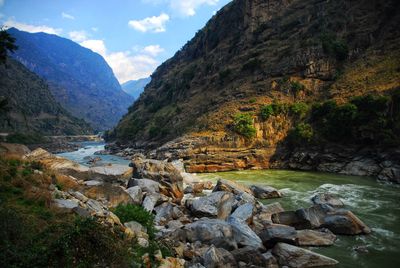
(0, 0), (231, 83)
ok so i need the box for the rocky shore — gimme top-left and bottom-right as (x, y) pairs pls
(2, 142), (373, 268)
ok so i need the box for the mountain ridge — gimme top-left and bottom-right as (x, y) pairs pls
(121, 77), (150, 99)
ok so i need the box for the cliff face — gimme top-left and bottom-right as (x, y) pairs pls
(0, 58), (92, 135)
(8, 28), (134, 131)
(111, 0), (400, 181)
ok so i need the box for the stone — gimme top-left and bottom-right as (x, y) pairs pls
(69, 191), (88, 203)
(262, 250), (279, 268)
(72, 206), (91, 218)
(187, 191), (234, 219)
(250, 185), (282, 199)
(131, 178), (160, 193)
(83, 183), (134, 207)
(184, 219), (234, 245)
(138, 237), (149, 248)
(142, 193), (160, 212)
(295, 229), (336, 246)
(125, 220), (146, 234)
(259, 224), (297, 248)
(84, 180), (103, 186)
(126, 186), (143, 204)
(231, 246), (270, 267)
(54, 199), (79, 210)
(0, 142), (30, 157)
(311, 193), (344, 208)
(230, 203), (254, 224)
(131, 157), (184, 200)
(159, 257), (185, 268)
(155, 202), (184, 225)
(88, 164), (132, 182)
(213, 179), (253, 196)
(322, 211), (371, 235)
(167, 220), (184, 230)
(86, 199), (106, 216)
(227, 216), (263, 249)
(203, 246), (238, 268)
(273, 243), (339, 267)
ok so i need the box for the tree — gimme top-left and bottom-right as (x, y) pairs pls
(0, 27), (18, 64)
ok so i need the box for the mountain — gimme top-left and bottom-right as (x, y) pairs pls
(110, 0), (400, 180)
(0, 58), (92, 135)
(113, 0), (399, 144)
(121, 77), (150, 99)
(7, 28), (134, 131)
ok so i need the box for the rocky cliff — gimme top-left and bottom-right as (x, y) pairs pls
(0, 58), (92, 135)
(8, 28), (134, 131)
(111, 0), (400, 182)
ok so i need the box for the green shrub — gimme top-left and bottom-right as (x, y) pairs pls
(290, 81), (305, 94)
(290, 102), (309, 118)
(233, 113), (256, 138)
(114, 204), (156, 238)
(260, 105), (274, 120)
(287, 123), (314, 146)
(271, 103), (290, 115)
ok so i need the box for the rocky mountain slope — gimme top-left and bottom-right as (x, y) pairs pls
(122, 77), (150, 99)
(8, 28), (133, 131)
(110, 0), (400, 181)
(0, 58), (92, 135)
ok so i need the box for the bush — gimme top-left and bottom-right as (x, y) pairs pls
(290, 81), (305, 94)
(290, 102), (309, 118)
(233, 113), (256, 138)
(114, 204), (156, 238)
(260, 105), (274, 120)
(320, 33), (348, 61)
(287, 123), (314, 146)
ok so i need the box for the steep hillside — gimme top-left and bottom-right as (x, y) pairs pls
(0, 58), (92, 135)
(122, 77), (151, 99)
(114, 0), (399, 145)
(8, 28), (133, 131)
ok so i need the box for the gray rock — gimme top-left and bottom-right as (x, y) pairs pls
(187, 191), (234, 219)
(72, 206), (91, 218)
(154, 202), (184, 225)
(273, 242), (339, 267)
(311, 193), (344, 208)
(131, 178), (160, 193)
(142, 193), (160, 212)
(322, 211), (371, 235)
(125, 220), (146, 234)
(230, 203), (254, 223)
(262, 250), (279, 268)
(54, 199), (79, 210)
(203, 245), (238, 268)
(295, 229), (336, 246)
(167, 220), (184, 230)
(69, 191), (88, 203)
(259, 224), (297, 248)
(213, 179), (253, 196)
(231, 246), (271, 267)
(126, 186), (143, 204)
(84, 180), (103, 186)
(250, 185), (282, 199)
(227, 216), (263, 249)
(86, 199), (106, 216)
(184, 219), (234, 245)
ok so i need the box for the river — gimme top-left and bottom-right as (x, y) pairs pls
(59, 142), (400, 268)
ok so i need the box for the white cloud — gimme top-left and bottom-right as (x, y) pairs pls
(142, 45), (164, 56)
(171, 0), (219, 16)
(4, 19), (62, 35)
(68, 30), (88, 42)
(91, 27), (98, 32)
(61, 12), (75, 20)
(128, 13), (169, 33)
(80, 39), (159, 83)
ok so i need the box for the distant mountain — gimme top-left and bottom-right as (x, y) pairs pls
(121, 77), (150, 99)
(0, 58), (92, 135)
(7, 28), (134, 131)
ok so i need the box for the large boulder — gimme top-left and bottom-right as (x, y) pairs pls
(88, 164), (132, 182)
(83, 183), (134, 207)
(154, 202), (184, 226)
(231, 247), (278, 268)
(142, 193), (161, 212)
(322, 211), (371, 235)
(184, 219), (234, 245)
(0, 142), (30, 157)
(131, 157), (184, 201)
(125, 186), (143, 205)
(272, 243), (339, 267)
(295, 229), (336, 246)
(186, 191), (234, 219)
(311, 193), (344, 208)
(203, 246), (238, 268)
(227, 216), (263, 249)
(250, 185), (282, 199)
(129, 178), (160, 193)
(213, 179), (252, 196)
(259, 224), (298, 248)
(230, 203), (254, 224)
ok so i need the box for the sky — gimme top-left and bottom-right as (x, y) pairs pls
(0, 0), (232, 84)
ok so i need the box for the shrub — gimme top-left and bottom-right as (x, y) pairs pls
(290, 81), (305, 94)
(232, 113), (256, 138)
(320, 33), (348, 61)
(114, 204), (156, 238)
(287, 123), (314, 146)
(260, 105), (274, 120)
(290, 102), (309, 118)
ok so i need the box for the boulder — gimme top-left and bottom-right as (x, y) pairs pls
(259, 224), (298, 248)
(89, 164), (132, 182)
(230, 203), (254, 224)
(125, 220), (147, 234)
(186, 191), (234, 219)
(53, 199), (79, 210)
(184, 219), (234, 245)
(126, 186), (143, 205)
(83, 183), (133, 207)
(154, 202), (184, 225)
(227, 216), (263, 249)
(86, 199), (106, 216)
(130, 178), (160, 193)
(272, 243), (339, 267)
(262, 250), (279, 268)
(250, 185), (282, 199)
(131, 157), (184, 201)
(203, 246), (238, 268)
(295, 229), (336, 246)
(322, 211), (371, 235)
(142, 193), (160, 212)
(0, 142), (30, 157)
(311, 193), (344, 208)
(231, 246), (272, 267)
(213, 179), (253, 196)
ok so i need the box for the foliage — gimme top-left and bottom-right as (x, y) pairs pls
(0, 27), (18, 64)
(290, 81), (305, 94)
(290, 102), (310, 118)
(260, 105), (274, 120)
(6, 132), (48, 145)
(232, 113), (256, 138)
(114, 204), (156, 238)
(287, 123), (314, 146)
(320, 33), (348, 61)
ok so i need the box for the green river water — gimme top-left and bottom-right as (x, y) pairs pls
(197, 170), (400, 268)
